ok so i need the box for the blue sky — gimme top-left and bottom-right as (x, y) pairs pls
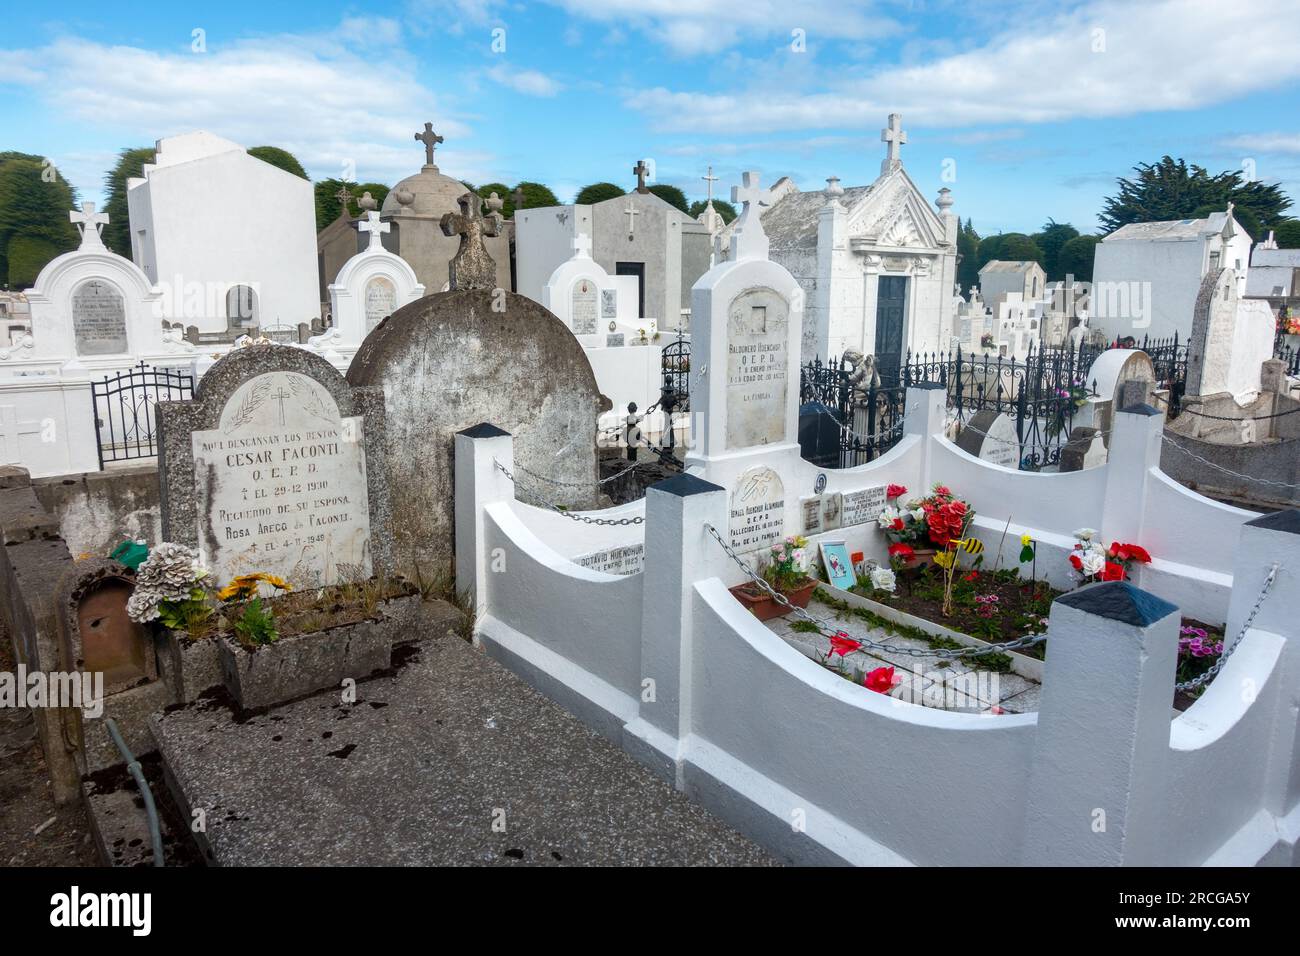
(2, 0), (1298, 236)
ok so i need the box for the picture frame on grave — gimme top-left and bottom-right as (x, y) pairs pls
(818, 540), (856, 591)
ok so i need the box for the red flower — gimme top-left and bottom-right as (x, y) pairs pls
(1068, 553), (1084, 571)
(886, 484), (908, 499)
(1101, 561), (1127, 581)
(933, 485), (952, 497)
(864, 666), (898, 694)
(963, 571), (979, 582)
(888, 543), (915, 561)
(1110, 542), (1152, 564)
(892, 518), (905, 531)
(827, 632), (862, 658)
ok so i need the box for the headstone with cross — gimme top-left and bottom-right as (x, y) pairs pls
(440, 192), (500, 290)
(729, 171), (770, 261)
(69, 202), (109, 250)
(358, 211), (390, 250)
(632, 160), (651, 194)
(415, 122), (444, 169)
(623, 202), (639, 237)
(880, 113), (907, 176)
(572, 233), (592, 259)
(158, 345), (395, 589)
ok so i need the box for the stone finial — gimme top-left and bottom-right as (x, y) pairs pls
(486, 191), (504, 215)
(394, 187), (415, 207)
(936, 187), (954, 213)
(440, 192), (500, 290)
(729, 171), (770, 262)
(358, 191), (377, 212)
(824, 176), (844, 197)
(70, 201), (109, 250)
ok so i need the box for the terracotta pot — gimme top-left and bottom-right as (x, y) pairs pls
(729, 579), (818, 622)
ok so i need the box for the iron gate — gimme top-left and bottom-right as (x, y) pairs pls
(92, 362), (194, 468)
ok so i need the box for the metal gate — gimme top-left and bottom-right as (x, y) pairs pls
(91, 362), (194, 468)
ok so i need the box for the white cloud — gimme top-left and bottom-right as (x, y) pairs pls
(1222, 133), (1300, 155)
(0, 32), (478, 190)
(485, 63), (562, 97)
(628, 0), (1300, 132)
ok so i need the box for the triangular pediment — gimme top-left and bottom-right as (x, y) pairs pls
(845, 168), (946, 250)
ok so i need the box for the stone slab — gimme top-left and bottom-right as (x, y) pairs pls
(151, 633), (775, 866)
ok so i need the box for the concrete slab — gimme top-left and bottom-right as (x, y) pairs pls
(152, 634), (775, 866)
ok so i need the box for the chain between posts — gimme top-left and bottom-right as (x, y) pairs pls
(1175, 563), (1279, 692)
(703, 523), (1048, 660)
(494, 459), (645, 525)
(1161, 435), (1300, 491)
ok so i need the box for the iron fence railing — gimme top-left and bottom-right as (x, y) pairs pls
(91, 362), (194, 468)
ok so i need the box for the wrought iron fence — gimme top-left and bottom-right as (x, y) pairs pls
(92, 362), (194, 468)
(1134, 333), (1189, 416)
(659, 333), (690, 411)
(1275, 318), (1300, 376)
(799, 356), (906, 467)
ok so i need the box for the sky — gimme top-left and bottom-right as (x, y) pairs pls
(2, 0), (1298, 236)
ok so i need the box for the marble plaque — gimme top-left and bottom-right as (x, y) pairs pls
(800, 495), (823, 535)
(821, 491), (843, 530)
(71, 280), (128, 355)
(572, 279), (598, 335)
(725, 287), (789, 449)
(841, 485), (887, 526)
(606, 333), (625, 348)
(364, 276), (397, 335)
(601, 288), (618, 319)
(729, 466), (785, 553)
(191, 371), (371, 589)
(955, 410), (1020, 469)
(573, 542), (644, 575)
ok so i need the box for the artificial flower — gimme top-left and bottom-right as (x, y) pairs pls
(1073, 528), (1097, 542)
(869, 566), (897, 593)
(1110, 542), (1152, 563)
(886, 483), (908, 499)
(827, 632), (862, 658)
(1079, 551), (1105, 576)
(1020, 534), (1033, 548)
(1101, 561), (1127, 582)
(864, 666), (899, 694)
(888, 543), (915, 561)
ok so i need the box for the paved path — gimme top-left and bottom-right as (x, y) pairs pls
(153, 634), (775, 866)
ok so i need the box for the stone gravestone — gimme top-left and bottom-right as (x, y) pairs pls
(158, 345), (394, 588)
(348, 214), (602, 577)
(726, 288), (790, 448)
(571, 278), (599, 336)
(71, 279), (129, 355)
(956, 409), (1021, 469)
(364, 276), (398, 335)
(729, 465), (785, 553)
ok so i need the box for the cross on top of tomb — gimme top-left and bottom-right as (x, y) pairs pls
(729, 171), (770, 262)
(513, 186), (525, 213)
(880, 113), (907, 176)
(415, 122), (445, 169)
(69, 201), (109, 250)
(702, 165), (719, 204)
(359, 211), (390, 250)
(632, 160), (650, 194)
(335, 184), (354, 215)
(572, 233), (592, 259)
(440, 192), (500, 290)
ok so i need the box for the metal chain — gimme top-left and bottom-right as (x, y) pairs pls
(703, 524), (1047, 660)
(494, 460), (645, 525)
(954, 416), (1111, 449)
(1175, 563), (1279, 692)
(1177, 404), (1300, 422)
(509, 455), (649, 489)
(1162, 434), (1300, 491)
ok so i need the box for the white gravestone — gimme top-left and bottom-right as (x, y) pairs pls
(190, 370), (372, 588)
(956, 410), (1020, 469)
(364, 276), (397, 335)
(71, 279), (129, 355)
(840, 485), (888, 526)
(800, 495), (824, 535)
(572, 278), (599, 335)
(726, 287), (789, 449)
(729, 465), (785, 553)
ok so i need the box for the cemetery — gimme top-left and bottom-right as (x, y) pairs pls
(1, 22), (1299, 875)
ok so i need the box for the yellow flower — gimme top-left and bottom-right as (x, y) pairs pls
(1020, 534), (1033, 547)
(217, 571), (292, 602)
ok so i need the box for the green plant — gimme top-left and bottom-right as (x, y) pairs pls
(762, 536), (811, 593)
(233, 597), (279, 647)
(789, 619), (822, 634)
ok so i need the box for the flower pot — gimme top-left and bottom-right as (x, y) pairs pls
(728, 580), (818, 622)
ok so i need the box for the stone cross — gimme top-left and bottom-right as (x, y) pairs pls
(730, 171), (770, 262)
(572, 233), (592, 259)
(880, 113), (907, 175)
(359, 211), (390, 250)
(335, 184), (354, 216)
(702, 165), (718, 204)
(632, 160), (650, 193)
(623, 202), (639, 236)
(440, 192), (500, 290)
(69, 201), (109, 249)
(513, 186), (525, 213)
(415, 122), (444, 168)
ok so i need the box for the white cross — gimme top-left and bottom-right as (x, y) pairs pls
(0, 405), (44, 463)
(729, 170), (770, 262)
(702, 165), (719, 204)
(69, 201), (109, 249)
(572, 233), (592, 258)
(624, 202), (639, 235)
(880, 113), (907, 175)
(359, 211), (390, 250)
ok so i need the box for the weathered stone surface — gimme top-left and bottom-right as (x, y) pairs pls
(348, 290), (601, 576)
(157, 632), (224, 704)
(440, 191), (500, 291)
(218, 623), (392, 712)
(158, 345), (395, 587)
(34, 464), (161, 560)
(152, 632), (776, 866)
(55, 557), (155, 693)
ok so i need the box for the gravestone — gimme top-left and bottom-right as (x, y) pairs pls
(728, 465), (785, 553)
(348, 220), (601, 576)
(572, 278), (598, 335)
(159, 345), (394, 588)
(839, 485), (888, 526)
(1185, 266), (1275, 401)
(726, 287), (790, 448)
(325, 210), (426, 360)
(364, 276), (398, 335)
(71, 279), (129, 355)
(1058, 426), (1107, 472)
(956, 409), (1021, 468)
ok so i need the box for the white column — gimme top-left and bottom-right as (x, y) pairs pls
(903, 382), (947, 491)
(1100, 403), (1163, 555)
(624, 473), (730, 786)
(1022, 581), (1180, 865)
(453, 423), (515, 621)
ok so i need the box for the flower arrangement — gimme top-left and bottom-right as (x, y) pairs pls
(980, 332), (995, 350)
(1067, 529), (1152, 584)
(877, 484), (974, 551)
(1277, 308), (1300, 337)
(763, 535), (811, 593)
(218, 572), (294, 647)
(1176, 624), (1226, 688)
(126, 543), (209, 627)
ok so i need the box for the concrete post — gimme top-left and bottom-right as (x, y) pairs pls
(452, 424), (515, 620)
(1100, 403), (1164, 553)
(624, 473), (730, 786)
(903, 382), (947, 491)
(1021, 581), (1180, 865)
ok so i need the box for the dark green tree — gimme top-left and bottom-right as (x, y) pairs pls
(1191, 202), (1262, 242)
(1001, 233), (1044, 264)
(1032, 219), (1079, 280)
(512, 181), (558, 211)
(101, 147), (154, 256)
(956, 218), (981, 292)
(1057, 235), (1101, 283)
(1273, 219), (1300, 248)
(1099, 156), (1291, 233)
(574, 182), (624, 205)
(647, 183), (688, 213)
(248, 146), (308, 180)
(687, 199), (737, 224)
(0, 157), (79, 287)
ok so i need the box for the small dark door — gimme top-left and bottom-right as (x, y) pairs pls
(616, 261), (646, 319)
(874, 275), (907, 363)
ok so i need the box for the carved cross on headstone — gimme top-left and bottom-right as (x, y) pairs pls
(334, 184), (354, 217)
(69, 201), (109, 249)
(270, 386), (292, 427)
(729, 170), (770, 261)
(623, 202), (639, 236)
(440, 192), (500, 290)
(415, 122), (444, 168)
(632, 160), (650, 194)
(359, 211), (390, 250)
(572, 233), (592, 258)
(880, 113), (907, 175)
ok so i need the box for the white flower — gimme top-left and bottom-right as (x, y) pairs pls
(1073, 527), (1097, 542)
(869, 566), (897, 593)
(1079, 551), (1105, 576)
(1088, 541), (1106, 557)
(911, 507), (926, 523)
(792, 548), (809, 573)
(876, 506), (899, 530)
